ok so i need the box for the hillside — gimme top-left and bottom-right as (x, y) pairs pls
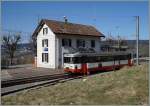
(2, 63), (148, 105)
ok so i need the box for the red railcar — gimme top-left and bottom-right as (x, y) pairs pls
(63, 52), (133, 74)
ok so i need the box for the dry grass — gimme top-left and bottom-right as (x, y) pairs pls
(2, 63), (148, 105)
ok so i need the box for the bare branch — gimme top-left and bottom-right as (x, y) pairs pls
(2, 33), (21, 65)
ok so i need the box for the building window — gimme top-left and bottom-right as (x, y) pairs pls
(62, 39), (72, 47)
(76, 39), (85, 47)
(42, 53), (48, 63)
(42, 39), (48, 47)
(43, 28), (48, 35)
(91, 40), (95, 48)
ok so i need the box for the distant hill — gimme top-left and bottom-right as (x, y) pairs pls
(126, 40), (148, 44)
(1, 43), (33, 56)
(1, 43), (31, 49)
(126, 40), (148, 48)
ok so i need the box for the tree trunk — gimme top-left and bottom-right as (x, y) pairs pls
(10, 54), (14, 65)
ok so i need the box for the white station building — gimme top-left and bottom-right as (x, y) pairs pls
(32, 19), (105, 69)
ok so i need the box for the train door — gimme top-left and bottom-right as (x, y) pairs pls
(81, 56), (88, 74)
(81, 63), (87, 74)
(128, 54), (132, 66)
(117, 55), (120, 68)
(113, 58), (115, 70)
(114, 55), (119, 70)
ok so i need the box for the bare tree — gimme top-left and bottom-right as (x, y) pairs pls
(2, 33), (21, 65)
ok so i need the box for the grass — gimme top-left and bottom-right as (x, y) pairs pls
(2, 63), (148, 105)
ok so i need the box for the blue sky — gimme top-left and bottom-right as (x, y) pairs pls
(2, 1), (149, 42)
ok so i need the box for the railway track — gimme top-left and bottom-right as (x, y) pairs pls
(1, 73), (83, 96)
(2, 73), (78, 88)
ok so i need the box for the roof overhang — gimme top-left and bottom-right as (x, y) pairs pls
(32, 19), (105, 38)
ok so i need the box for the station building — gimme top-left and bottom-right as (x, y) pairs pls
(32, 19), (105, 68)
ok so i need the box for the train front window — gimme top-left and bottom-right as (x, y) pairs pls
(64, 57), (71, 63)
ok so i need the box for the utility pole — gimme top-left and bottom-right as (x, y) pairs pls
(135, 16), (139, 66)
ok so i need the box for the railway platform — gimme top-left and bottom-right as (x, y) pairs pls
(1, 64), (64, 82)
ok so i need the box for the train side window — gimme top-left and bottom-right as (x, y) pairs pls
(108, 56), (114, 61)
(87, 56), (92, 63)
(114, 55), (120, 60)
(128, 54), (131, 59)
(96, 56), (100, 62)
(100, 56), (114, 62)
(86, 56), (97, 63)
(72, 57), (81, 63)
(101, 56), (107, 62)
(119, 55), (127, 60)
(120, 55), (127, 60)
(95, 56), (99, 62)
(81, 56), (87, 63)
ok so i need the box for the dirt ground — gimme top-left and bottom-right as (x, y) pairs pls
(1, 64), (64, 81)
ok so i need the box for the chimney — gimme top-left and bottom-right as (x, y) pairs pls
(63, 16), (68, 23)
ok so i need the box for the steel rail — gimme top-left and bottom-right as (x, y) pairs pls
(2, 73), (70, 88)
(1, 74), (83, 96)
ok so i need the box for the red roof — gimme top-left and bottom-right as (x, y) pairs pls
(32, 19), (105, 37)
